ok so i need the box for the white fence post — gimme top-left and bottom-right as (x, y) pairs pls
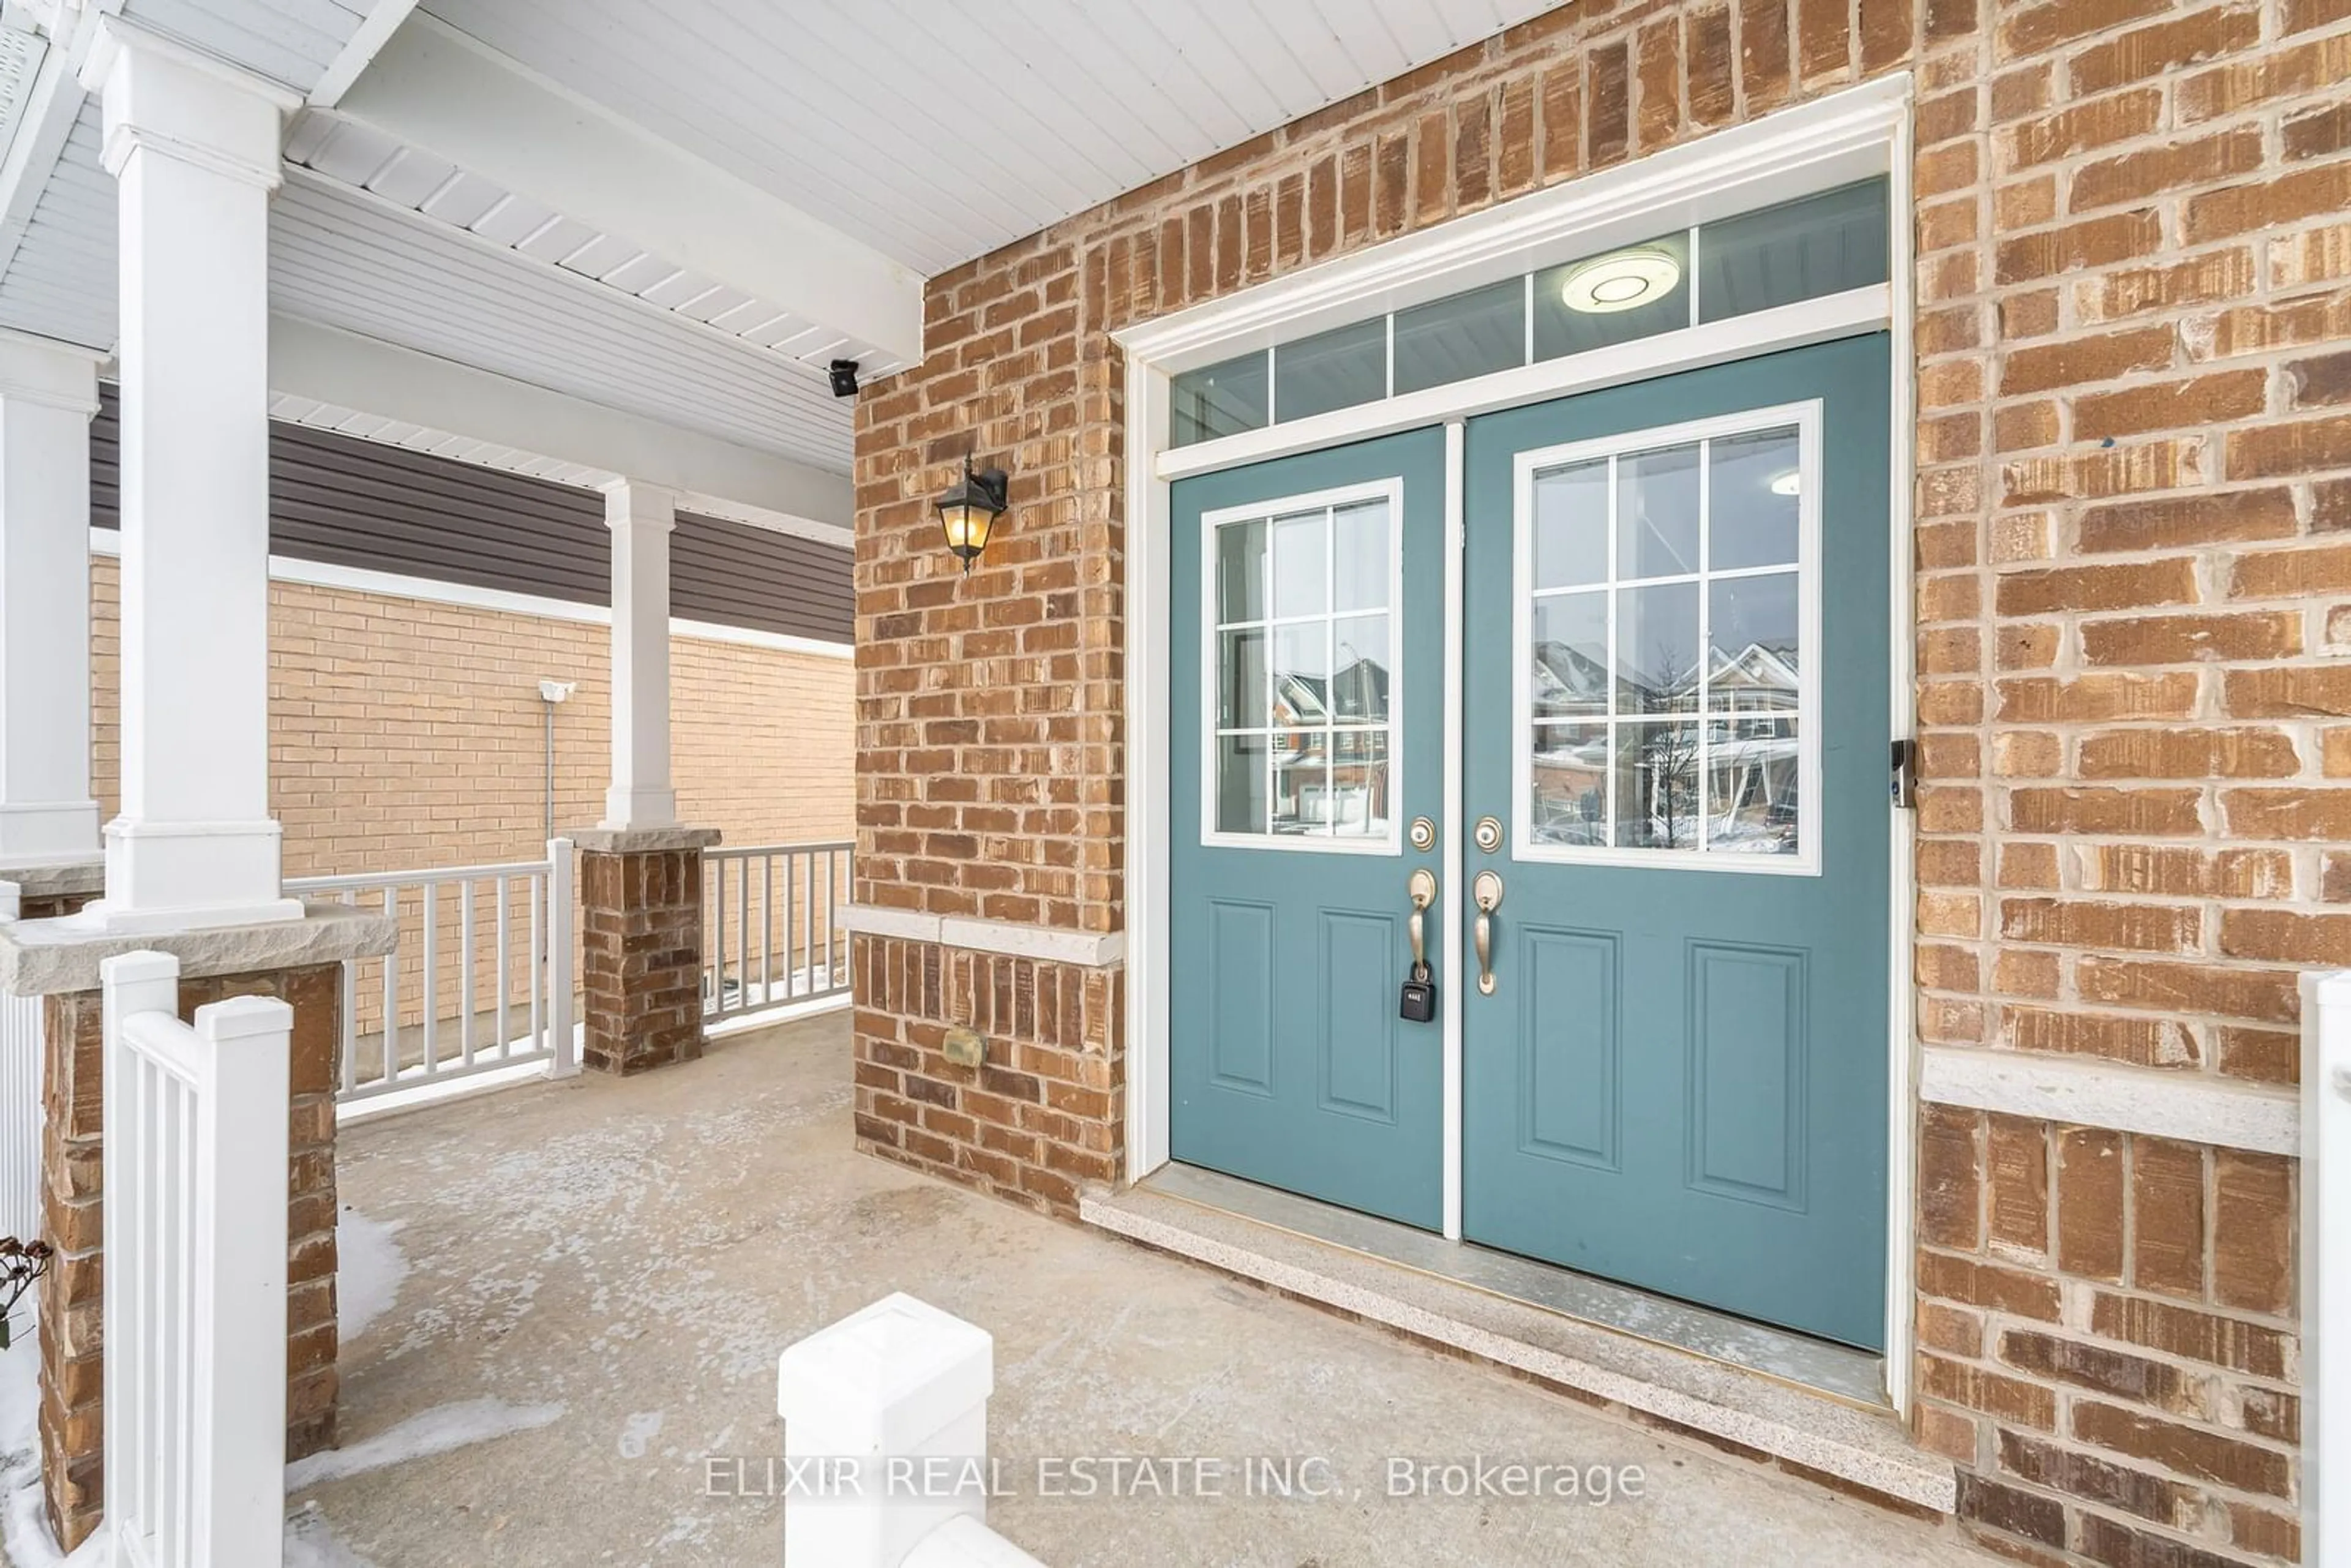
(0, 878), (42, 1244)
(2308, 971), (2350, 1568)
(776, 1293), (1042, 1568)
(547, 837), (577, 1078)
(102, 950), (290, 1568)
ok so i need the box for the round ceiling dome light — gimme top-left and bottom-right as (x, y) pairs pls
(1559, 248), (1682, 313)
(1769, 470), (1803, 497)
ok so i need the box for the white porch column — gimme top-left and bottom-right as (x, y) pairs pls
(601, 479), (680, 830)
(78, 23), (301, 931)
(0, 333), (103, 870)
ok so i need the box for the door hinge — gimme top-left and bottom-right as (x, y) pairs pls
(1890, 738), (1919, 809)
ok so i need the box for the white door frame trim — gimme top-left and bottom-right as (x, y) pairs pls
(1118, 75), (1917, 1406)
(1441, 421), (1466, 1240)
(1881, 88), (1921, 1417)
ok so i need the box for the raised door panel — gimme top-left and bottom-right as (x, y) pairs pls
(1517, 927), (1619, 1170)
(1684, 941), (1808, 1211)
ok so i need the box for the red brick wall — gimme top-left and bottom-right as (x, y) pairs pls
(855, 2), (2342, 1558)
(1918, 1109), (2300, 1562)
(1903, 4), (2345, 1557)
(579, 846), (707, 1075)
(852, 935), (1123, 1211)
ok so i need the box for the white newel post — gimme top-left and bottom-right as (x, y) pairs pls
(102, 950), (291, 1568)
(601, 479), (680, 831)
(0, 334), (103, 870)
(77, 21), (302, 932)
(2307, 972), (2350, 1568)
(776, 1293), (1043, 1568)
(547, 835), (577, 1078)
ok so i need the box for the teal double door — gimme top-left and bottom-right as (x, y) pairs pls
(1169, 337), (1892, 1348)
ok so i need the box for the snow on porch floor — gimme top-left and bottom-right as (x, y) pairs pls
(28, 1013), (2001, 1566)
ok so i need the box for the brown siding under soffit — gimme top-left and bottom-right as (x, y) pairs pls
(88, 387), (852, 644)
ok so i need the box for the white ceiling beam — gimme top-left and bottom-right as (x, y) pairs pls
(269, 313), (852, 540)
(306, 0), (422, 108)
(334, 12), (923, 365)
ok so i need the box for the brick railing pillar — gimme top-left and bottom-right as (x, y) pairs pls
(39, 961), (345, 1551)
(0, 902), (392, 1554)
(572, 827), (720, 1076)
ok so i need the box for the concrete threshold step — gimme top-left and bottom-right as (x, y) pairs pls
(1080, 1169), (1955, 1517)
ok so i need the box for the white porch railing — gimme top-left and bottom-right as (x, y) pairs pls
(102, 950), (290, 1568)
(776, 1293), (1044, 1567)
(703, 841), (850, 1024)
(2306, 971), (2347, 1568)
(288, 838), (576, 1104)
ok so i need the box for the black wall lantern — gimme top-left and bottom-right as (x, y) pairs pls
(936, 455), (1010, 573)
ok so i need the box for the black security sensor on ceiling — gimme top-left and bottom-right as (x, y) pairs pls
(828, 359), (861, 398)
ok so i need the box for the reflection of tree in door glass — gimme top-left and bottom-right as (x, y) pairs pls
(1615, 723), (1700, 850)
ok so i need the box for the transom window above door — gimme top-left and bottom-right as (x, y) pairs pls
(1204, 481), (1400, 851)
(1514, 405), (1821, 874)
(1170, 179), (1888, 448)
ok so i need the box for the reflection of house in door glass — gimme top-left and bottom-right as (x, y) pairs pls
(1269, 655), (1392, 835)
(1213, 493), (1397, 841)
(1529, 637), (1610, 846)
(1706, 641), (1800, 853)
(1529, 611), (1799, 854)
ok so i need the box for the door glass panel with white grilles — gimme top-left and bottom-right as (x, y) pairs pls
(1521, 419), (1814, 867)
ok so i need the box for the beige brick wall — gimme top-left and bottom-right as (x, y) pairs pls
(92, 557), (850, 868)
(88, 556), (852, 1037)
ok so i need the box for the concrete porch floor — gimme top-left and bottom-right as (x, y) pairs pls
(292, 1013), (1992, 1566)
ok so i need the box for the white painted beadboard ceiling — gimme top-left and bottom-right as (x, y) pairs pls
(120, 0), (369, 92)
(0, 97), (113, 351)
(0, 28), (44, 150)
(269, 171), (854, 475)
(417, 0), (1565, 275)
(0, 0), (1565, 489)
(282, 110), (913, 380)
(0, 110), (855, 476)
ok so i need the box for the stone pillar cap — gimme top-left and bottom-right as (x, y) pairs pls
(0, 858), (107, 900)
(0, 901), (397, 997)
(569, 826), (722, 853)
